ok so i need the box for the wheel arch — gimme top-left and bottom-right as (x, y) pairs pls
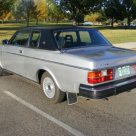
(36, 68), (61, 89)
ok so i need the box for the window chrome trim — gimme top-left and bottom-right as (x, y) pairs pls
(29, 30), (41, 48)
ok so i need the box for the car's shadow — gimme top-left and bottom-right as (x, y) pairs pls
(2, 70), (12, 76)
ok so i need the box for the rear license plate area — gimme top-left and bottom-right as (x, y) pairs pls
(118, 66), (130, 77)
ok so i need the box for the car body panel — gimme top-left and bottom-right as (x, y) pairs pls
(66, 46), (136, 69)
(2, 45), (25, 76)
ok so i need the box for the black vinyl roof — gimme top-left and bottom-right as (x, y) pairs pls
(12, 26), (98, 51)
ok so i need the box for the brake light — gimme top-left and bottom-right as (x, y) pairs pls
(135, 64), (136, 71)
(107, 69), (113, 74)
(88, 69), (113, 84)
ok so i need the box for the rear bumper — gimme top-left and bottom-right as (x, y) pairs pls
(79, 77), (136, 99)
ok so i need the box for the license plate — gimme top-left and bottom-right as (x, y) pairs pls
(118, 66), (130, 76)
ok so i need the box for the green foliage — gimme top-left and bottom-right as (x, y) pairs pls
(45, 0), (54, 19)
(60, 0), (103, 24)
(44, 1), (65, 21)
(122, 0), (136, 28)
(25, 0), (37, 26)
(53, 5), (65, 22)
(104, 0), (125, 27)
(25, 1), (36, 19)
(85, 12), (107, 22)
(11, 0), (24, 20)
(0, 0), (15, 18)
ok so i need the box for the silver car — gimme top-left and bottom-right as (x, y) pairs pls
(1, 26), (136, 105)
(82, 21), (92, 25)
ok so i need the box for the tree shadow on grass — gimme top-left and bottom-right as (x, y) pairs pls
(0, 24), (74, 31)
(78, 25), (136, 30)
(1, 21), (136, 31)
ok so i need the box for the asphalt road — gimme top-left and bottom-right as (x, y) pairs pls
(1, 72), (136, 136)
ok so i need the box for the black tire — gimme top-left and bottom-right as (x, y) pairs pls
(0, 66), (2, 76)
(41, 72), (65, 104)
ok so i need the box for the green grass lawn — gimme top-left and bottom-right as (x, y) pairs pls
(100, 29), (136, 44)
(0, 20), (136, 44)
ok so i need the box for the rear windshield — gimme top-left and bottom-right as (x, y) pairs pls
(54, 30), (110, 49)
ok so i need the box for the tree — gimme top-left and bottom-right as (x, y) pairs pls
(11, 0), (24, 25)
(25, 0), (37, 27)
(60, 0), (102, 26)
(122, 0), (136, 28)
(33, 0), (48, 25)
(0, 12), (11, 24)
(53, 5), (65, 23)
(0, 0), (15, 23)
(85, 12), (107, 24)
(45, 0), (54, 20)
(104, 0), (125, 27)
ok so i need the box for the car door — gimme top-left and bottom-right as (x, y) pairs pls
(2, 31), (30, 76)
(24, 30), (41, 80)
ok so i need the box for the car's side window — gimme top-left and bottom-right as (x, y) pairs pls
(11, 32), (30, 46)
(29, 31), (41, 48)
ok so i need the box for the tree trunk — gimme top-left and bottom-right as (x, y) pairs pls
(2, 19), (3, 24)
(44, 19), (45, 23)
(73, 17), (77, 26)
(27, 19), (29, 27)
(128, 17), (130, 29)
(111, 17), (114, 28)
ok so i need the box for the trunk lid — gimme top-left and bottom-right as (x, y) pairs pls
(66, 46), (136, 69)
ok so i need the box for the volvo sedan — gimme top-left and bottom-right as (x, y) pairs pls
(1, 26), (136, 105)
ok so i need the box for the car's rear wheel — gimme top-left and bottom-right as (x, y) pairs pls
(41, 72), (65, 103)
(0, 66), (2, 76)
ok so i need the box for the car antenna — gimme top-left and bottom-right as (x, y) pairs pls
(61, 30), (68, 54)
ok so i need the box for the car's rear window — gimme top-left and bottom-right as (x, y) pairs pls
(54, 30), (110, 49)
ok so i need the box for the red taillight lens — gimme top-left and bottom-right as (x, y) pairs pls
(88, 69), (113, 84)
(107, 69), (113, 75)
(88, 77), (101, 84)
(108, 75), (113, 80)
(135, 64), (136, 71)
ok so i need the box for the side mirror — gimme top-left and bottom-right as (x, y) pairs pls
(2, 40), (8, 45)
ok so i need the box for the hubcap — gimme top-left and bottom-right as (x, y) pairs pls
(43, 77), (55, 98)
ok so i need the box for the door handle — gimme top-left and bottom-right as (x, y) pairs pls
(20, 50), (23, 53)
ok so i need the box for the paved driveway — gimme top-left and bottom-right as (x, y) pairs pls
(113, 42), (136, 49)
(0, 72), (136, 136)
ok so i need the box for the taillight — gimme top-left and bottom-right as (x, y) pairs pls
(88, 69), (113, 84)
(88, 71), (101, 78)
(135, 64), (136, 71)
